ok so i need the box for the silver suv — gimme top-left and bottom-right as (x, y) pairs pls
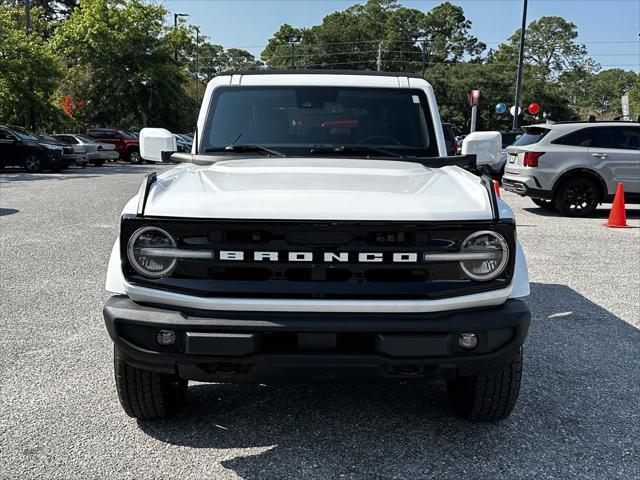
(502, 121), (640, 216)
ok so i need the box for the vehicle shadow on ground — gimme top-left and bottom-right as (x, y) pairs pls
(523, 206), (640, 220)
(0, 208), (19, 216)
(0, 164), (158, 183)
(138, 283), (639, 479)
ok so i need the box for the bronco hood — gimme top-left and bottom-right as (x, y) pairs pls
(140, 158), (494, 221)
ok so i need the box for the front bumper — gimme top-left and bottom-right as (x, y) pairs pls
(89, 151), (119, 161)
(104, 296), (531, 383)
(73, 153), (89, 165)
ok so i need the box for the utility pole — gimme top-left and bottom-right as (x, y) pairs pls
(376, 41), (383, 71)
(194, 26), (200, 102)
(413, 36), (428, 78)
(25, 0), (35, 130)
(174, 13), (188, 61)
(285, 35), (302, 69)
(512, 0), (528, 130)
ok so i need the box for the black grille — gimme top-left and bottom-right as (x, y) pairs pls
(122, 218), (516, 300)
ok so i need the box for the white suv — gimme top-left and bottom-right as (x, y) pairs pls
(502, 121), (640, 216)
(104, 71), (531, 422)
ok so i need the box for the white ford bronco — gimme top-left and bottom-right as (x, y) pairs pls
(104, 71), (530, 422)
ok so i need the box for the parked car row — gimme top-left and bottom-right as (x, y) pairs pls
(0, 125), (192, 173)
(1, 125), (76, 172)
(51, 134), (119, 166)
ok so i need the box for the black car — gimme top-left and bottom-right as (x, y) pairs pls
(38, 134), (78, 166)
(0, 125), (67, 173)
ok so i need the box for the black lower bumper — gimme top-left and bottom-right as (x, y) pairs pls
(104, 296), (531, 383)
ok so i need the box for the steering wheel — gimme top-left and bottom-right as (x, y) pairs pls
(358, 135), (402, 145)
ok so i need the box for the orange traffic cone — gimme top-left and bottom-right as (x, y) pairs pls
(603, 182), (630, 228)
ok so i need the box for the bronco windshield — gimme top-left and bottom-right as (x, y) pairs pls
(201, 86), (439, 157)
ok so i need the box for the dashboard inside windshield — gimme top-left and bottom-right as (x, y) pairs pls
(201, 86), (438, 157)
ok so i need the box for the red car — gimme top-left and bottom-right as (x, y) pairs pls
(87, 128), (141, 164)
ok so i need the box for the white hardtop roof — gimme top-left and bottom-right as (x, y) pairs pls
(209, 70), (432, 89)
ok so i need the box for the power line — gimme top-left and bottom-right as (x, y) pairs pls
(213, 39), (639, 49)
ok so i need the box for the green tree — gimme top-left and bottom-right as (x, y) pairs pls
(50, 0), (194, 130)
(492, 16), (596, 80)
(579, 69), (638, 118)
(419, 2), (485, 64)
(261, 23), (309, 68)
(629, 78), (640, 118)
(261, 0), (483, 72)
(0, 5), (61, 130)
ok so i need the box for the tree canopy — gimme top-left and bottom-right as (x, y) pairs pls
(0, 0), (637, 133)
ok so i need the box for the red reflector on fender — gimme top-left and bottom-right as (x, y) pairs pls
(493, 180), (501, 198)
(523, 152), (544, 167)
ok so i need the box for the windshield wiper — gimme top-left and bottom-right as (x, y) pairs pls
(309, 145), (411, 159)
(204, 144), (285, 157)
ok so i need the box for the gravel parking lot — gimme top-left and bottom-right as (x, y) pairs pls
(1, 164), (639, 480)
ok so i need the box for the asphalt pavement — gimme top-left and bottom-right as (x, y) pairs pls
(1, 163), (639, 480)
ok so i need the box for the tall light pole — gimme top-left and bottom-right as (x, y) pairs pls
(512, 0), (528, 130)
(25, 0), (35, 130)
(285, 35), (302, 69)
(174, 13), (189, 61)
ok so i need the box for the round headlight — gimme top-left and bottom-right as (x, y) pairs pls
(127, 227), (177, 278)
(459, 230), (509, 281)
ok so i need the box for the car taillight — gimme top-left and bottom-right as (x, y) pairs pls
(523, 152), (543, 167)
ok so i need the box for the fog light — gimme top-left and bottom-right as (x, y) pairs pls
(458, 333), (478, 350)
(156, 329), (176, 346)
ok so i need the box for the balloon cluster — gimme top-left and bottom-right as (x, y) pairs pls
(495, 102), (541, 115)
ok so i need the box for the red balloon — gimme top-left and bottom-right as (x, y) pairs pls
(528, 102), (540, 115)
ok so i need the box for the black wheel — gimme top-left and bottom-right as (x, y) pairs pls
(554, 176), (600, 217)
(531, 197), (556, 211)
(114, 345), (187, 420)
(127, 150), (142, 164)
(92, 160), (105, 167)
(24, 155), (43, 173)
(447, 347), (523, 422)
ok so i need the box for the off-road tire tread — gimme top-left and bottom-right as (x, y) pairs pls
(447, 347), (523, 422)
(114, 346), (186, 420)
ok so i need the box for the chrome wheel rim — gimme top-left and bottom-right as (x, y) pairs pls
(25, 156), (40, 171)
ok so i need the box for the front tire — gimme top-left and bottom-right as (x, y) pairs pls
(554, 176), (600, 217)
(127, 150), (142, 164)
(92, 160), (105, 167)
(114, 345), (188, 420)
(446, 347), (523, 422)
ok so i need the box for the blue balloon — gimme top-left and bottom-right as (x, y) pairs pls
(496, 102), (507, 114)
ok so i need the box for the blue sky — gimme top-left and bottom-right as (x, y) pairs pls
(160, 0), (640, 72)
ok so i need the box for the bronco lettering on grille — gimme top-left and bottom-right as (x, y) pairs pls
(217, 251), (420, 263)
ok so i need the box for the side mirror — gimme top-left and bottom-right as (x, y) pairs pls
(140, 128), (177, 163)
(461, 131), (501, 166)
